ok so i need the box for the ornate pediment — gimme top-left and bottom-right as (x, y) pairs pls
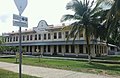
(33, 20), (49, 33)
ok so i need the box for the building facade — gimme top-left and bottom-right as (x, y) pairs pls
(2, 20), (108, 57)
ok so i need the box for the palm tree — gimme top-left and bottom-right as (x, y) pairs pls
(108, 22), (120, 48)
(61, 0), (104, 63)
(98, 0), (120, 42)
(99, 0), (120, 19)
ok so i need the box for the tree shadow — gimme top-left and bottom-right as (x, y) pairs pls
(87, 63), (120, 72)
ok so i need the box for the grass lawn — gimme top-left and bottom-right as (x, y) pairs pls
(0, 56), (120, 76)
(0, 68), (39, 78)
(98, 56), (120, 61)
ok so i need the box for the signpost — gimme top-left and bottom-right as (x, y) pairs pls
(14, 0), (28, 78)
(14, 0), (28, 14)
(13, 14), (28, 27)
(13, 20), (28, 27)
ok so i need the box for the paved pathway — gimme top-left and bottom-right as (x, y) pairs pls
(0, 62), (119, 78)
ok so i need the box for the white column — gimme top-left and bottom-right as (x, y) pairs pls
(75, 45), (79, 56)
(25, 46), (27, 52)
(33, 34), (35, 41)
(37, 34), (38, 41)
(41, 33), (44, 41)
(50, 45), (54, 55)
(62, 32), (65, 40)
(62, 45), (65, 56)
(83, 30), (85, 40)
(56, 45), (59, 53)
(83, 45), (86, 54)
(69, 45), (71, 53)
(24, 35), (26, 41)
(51, 32), (54, 41)
(32, 46), (34, 52)
(41, 46), (44, 54)
(56, 32), (58, 39)
(106, 45), (108, 55)
(100, 45), (101, 54)
(28, 46), (30, 52)
(102, 46), (104, 54)
(103, 45), (105, 55)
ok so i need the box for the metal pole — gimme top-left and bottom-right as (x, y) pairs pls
(19, 13), (22, 78)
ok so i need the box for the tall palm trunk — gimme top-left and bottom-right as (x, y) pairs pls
(85, 27), (91, 63)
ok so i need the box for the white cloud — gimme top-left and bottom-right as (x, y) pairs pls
(0, 14), (10, 23)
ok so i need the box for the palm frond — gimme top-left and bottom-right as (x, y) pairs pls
(60, 14), (74, 22)
(89, 0), (103, 15)
(116, 0), (120, 16)
(66, 21), (83, 42)
(66, 0), (82, 11)
(66, 0), (88, 16)
(72, 25), (83, 43)
(96, 0), (114, 6)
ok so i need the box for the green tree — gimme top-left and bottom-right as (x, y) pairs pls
(98, 0), (120, 49)
(107, 23), (120, 48)
(95, 2), (120, 54)
(0, 36), (4, 44)
(99, 0), (120, 20)
(61, 0), (104, 63)
(0, 36), (5, 54)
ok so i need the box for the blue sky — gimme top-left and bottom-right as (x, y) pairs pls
(0, 0), (72, 35)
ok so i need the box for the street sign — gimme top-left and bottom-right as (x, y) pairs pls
(13, 20), (28, 27)
(13, 14), (28, 27)
(14, 0), (28, 14)
(13, 14), (28, 22)
(14, 0), (28, 78)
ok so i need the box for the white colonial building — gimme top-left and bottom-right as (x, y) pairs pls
(2, 20), (108, 57)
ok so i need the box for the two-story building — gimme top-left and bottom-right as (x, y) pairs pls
(2, 20), (108, 57)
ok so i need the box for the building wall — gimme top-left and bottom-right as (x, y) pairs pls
(2, 20), (107, 57)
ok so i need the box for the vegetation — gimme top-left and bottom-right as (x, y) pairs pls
(0, 0), (119, 77)
(0, 36), (19, 54)
(99, 0), (120, 24)
(98, 55), (120, 61)
(0, 57), (120, 76)
(0, 68), (39, 78)
(60, 0), (120, 64)
(61, 0), (107, 63)
(0, 36), (4, 54)
(97, 0), (120, 48)
(0, 0), (120, 77)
